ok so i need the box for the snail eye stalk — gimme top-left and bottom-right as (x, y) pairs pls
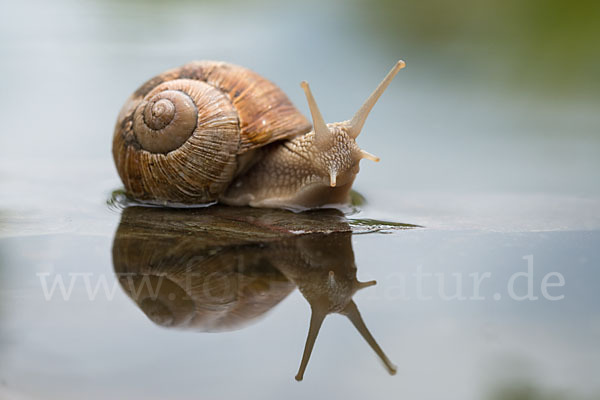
(300, 81), (332, 151)
(346, 60), (405, 139)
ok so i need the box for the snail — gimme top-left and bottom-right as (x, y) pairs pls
(113, 60), (405, 209)
(112, 206), (405, 379)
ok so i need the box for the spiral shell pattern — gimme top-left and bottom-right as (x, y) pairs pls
(112, 61), (312, 204)
(132, 83), (199, 153)
(114, 79), (239, 203)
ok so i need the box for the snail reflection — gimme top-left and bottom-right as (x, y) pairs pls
(112, 206), (397, 380)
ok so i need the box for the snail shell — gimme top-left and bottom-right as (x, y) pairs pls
(112, 61), (311, 204)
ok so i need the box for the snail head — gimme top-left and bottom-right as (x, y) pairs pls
(300, 60), (405, 188)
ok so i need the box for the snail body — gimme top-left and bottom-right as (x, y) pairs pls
(113, 60), (405, 209)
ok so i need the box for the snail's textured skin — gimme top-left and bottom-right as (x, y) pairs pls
(113, 61), (311, 205)
(113, 60), (404, 209)
(222, 125), (361, 208)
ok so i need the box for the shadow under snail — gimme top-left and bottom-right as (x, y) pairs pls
(113, 60), (405, 209)
(112, 206), (413, 380)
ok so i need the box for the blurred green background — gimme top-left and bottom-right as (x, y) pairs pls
(361, 0), (600, 100)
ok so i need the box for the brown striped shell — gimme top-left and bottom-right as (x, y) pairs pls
(112, 61), (312, 204)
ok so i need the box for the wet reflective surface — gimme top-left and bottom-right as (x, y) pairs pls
(1, 170), (599, 398)
(113, 207), (402, 380)
(1, 0), (600, 398)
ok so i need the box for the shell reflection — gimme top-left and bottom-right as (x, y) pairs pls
(112, 206), (399, 380)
